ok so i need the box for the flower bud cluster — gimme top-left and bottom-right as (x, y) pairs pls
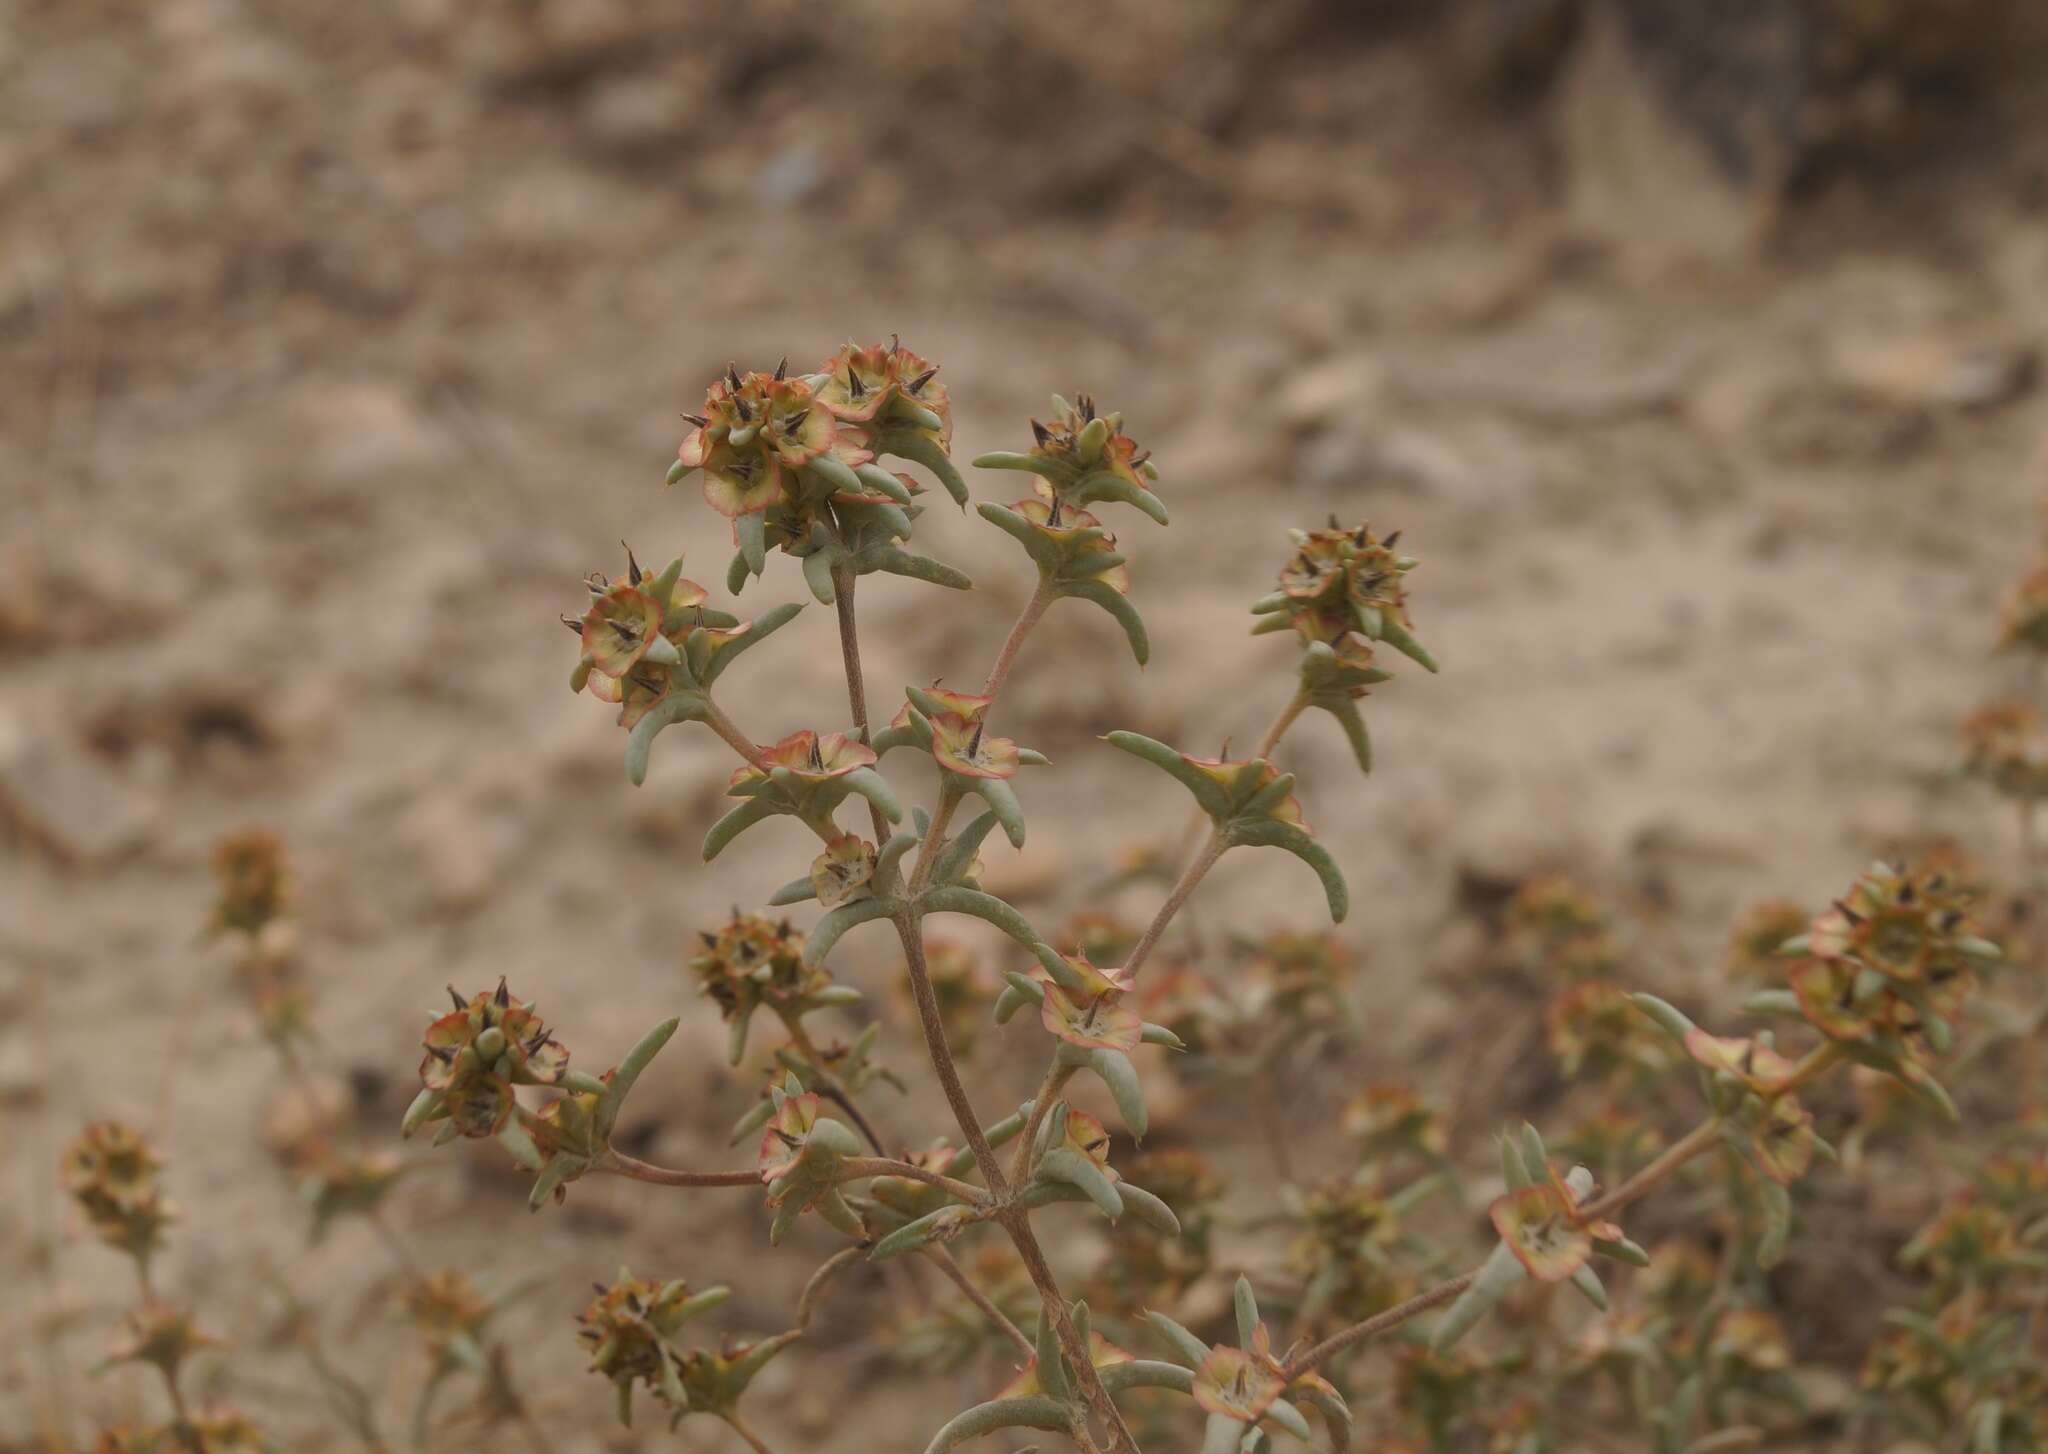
(64, 1122), (175, 1261)
(413, 979), (570, 1141)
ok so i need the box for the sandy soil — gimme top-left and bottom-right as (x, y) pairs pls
(7, 3), (2048, 1450)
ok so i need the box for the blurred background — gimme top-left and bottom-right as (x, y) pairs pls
(10, 0), (2048, 1448)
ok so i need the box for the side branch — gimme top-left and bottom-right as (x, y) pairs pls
(1284, 1115), (1732, 1382)
(925, 1245), (1033, 1356)
(892, 913), (1008, 1194)
(1281, 1273), (1477, 1379)
(1123, 831), (1225, 981)
(599, 1153), (761, 1188)
(982, 580), (1054, 700)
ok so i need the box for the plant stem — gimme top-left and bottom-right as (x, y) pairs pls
(1281, 1272), (1478, 1379)
(891, 912), (1140, 1453)
(830, 565), (1133, 1452)
(796, 1246), (867, 1330)
(703, 699), (774, 774)
(780, 1014), (887, 1155)
(1772, 1043), (1844, 1100)
(598, 1153), (761, 1188)
(1254, 688), (1310, 760)
(1001, 1215), (1135, 1454)
(898, 577), (1055, 893)
(1284, 1116), (1730, 1381)
(1578, 1118), (1724, 1222)
(905, 781), (964, 894)
(1123, 830), (1226, 982)
(725, 1410), (778, 1454)
(159, 1371), (202, 1454)
(1011, 1061), (1079, 1185)
(982, 579), (1055, 700)
(367, 1206), (427, 1284)
(892, 915), (1008, 1192)
(925, 1245), (1034, 1356)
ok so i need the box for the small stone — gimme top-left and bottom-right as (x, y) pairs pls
(0, 1034), (41, 1109)
(1827, 331), (2036, 411)
(582, 73), (690, 153)
(262, 1075), (349, 1159)
(1277, 353), (1388, 430)
(1303, 426), (1482, 504)
(0, 713), (155, 868)
(1396, 298), (1694, 423)
(294, 380), (456, 489)
(1555, 2), (1789, 265)
(754, 146), (826, 209)
(396, 792), (527, 915)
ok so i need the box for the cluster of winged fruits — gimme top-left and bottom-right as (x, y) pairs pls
(59, 337), (2027, 1454)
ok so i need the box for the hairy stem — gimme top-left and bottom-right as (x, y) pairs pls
(796, 1246), (867, 1330)
(781, 1014), (887, 1155)
(833, 566), (1132, 1452)
(1285, 1116), (1730, 1381)
(899, 575), (1055, 894)
(1254, 688), (1310, 760)
(1011, 1062), (1079, 1185)
(892, 911), (1139, 1453)
(1122, 831), (1226, 982)
(725, 1410), (778, 1454)
(703, 699), (775, 774)
(905, 781), (964, 895)
(1281, 1272), (1478, 1379)
(1001, 1216), (1136, 1454)
(1578, 1117), (1724, 1222)
(597, 1153), (761, 1188)
(982, 579), (1055, 700)
(925, 1245), (1033, 1356)
(892, 914), (1007, 1193)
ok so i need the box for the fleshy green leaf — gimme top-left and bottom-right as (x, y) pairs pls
(1103, 731), (1231, 816)
(703, 796), (782, 862)
(1224, 818), (1349, 923)
(879, 430), (970, 508)
(1143, 1310), (1212, 1368)
(1038, 1147), (1124, 1219)
(1433, 1241), (1525, 1352)
(804, 898), (899, 966)
(916, 885), (1066, 979)
(1064, 578), (1149, 667)
(933, 809), (1002, 887)
(922, 1397), (1070, 1454)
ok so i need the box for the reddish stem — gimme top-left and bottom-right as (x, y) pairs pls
(982, 580), (1055, 700)
(598, 1153), (761, 1188)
